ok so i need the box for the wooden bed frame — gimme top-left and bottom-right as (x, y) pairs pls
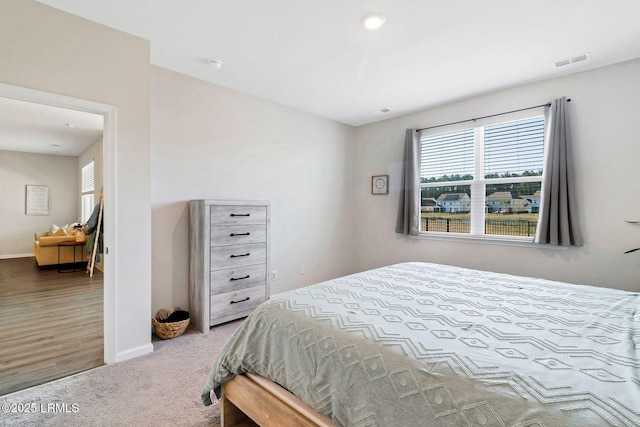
(221, 373), (335, 427)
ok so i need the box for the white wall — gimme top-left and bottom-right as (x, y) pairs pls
(150, 66), (357, 314)
(0, 0), (152, 361)
(0, 150), (78, 257)
(354, 59), (640, 292)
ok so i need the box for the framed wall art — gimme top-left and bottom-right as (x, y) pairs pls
(25, 185), (50, 215)
(371, 175), (389, 195)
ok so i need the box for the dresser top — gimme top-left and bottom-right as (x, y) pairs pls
(192, 199), (270, 206)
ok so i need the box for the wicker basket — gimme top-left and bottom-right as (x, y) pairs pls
(152, 316), (190, 340)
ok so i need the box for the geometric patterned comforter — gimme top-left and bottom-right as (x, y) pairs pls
(202, 262), (640, 426)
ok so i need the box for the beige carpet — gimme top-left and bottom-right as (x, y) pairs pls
(0, 319), (241, 427)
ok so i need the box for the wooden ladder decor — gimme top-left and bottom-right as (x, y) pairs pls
(87, 189), (104, 278)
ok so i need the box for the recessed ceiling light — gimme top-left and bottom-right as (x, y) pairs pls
(207, 59), (223, 69)
(362, 13), (385, 30)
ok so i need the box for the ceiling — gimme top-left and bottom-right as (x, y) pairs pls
(33, 0), (640, 126)
(0, 97), (103, 156)
(26, 0), (640, 127)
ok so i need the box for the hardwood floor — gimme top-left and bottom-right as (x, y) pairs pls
(0, 257), (103, 396)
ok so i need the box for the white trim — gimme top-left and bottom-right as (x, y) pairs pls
(411, 232), (568, 250)
(0, 253), (34, 259)
(115, 343), (154, 363)
(0, 82), (118, 365)
(102, 105), (117, 365)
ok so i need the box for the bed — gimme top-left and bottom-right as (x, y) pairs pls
(202, 262), (640, 426)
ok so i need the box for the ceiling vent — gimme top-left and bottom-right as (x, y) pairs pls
(554, 52), (591, 68)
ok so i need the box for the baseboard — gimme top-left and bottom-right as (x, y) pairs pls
(0, 253), (34, 259)
(114, 343), (154, 363)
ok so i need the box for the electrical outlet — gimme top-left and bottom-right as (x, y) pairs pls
(271, 270), (278, 281)
(299, 265), (305, 275)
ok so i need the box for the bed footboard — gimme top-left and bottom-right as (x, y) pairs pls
(221, 373), (334, 427)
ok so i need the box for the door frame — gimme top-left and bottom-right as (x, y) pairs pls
(0, 82), (117, 364)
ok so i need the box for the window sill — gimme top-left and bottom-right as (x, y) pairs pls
(410, 232), (568, 250)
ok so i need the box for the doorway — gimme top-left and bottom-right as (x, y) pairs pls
(0, 82), (116, 379)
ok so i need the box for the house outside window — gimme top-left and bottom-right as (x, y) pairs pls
(420, 113), (544, 239)
(81, 160), (95, 223)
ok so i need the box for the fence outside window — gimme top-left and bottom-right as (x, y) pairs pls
(421, 217), (537, 237)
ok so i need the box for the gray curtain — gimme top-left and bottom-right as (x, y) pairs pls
(534, 97), (583, 246)
(395, 129), (421, 235)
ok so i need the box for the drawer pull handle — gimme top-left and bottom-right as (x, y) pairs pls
(230, 213), (250, 217)
(230, 253), (250, 258)
(230, 297), (250, 304)
(230, 232), (250, 237)
(230, 275), (250, 281)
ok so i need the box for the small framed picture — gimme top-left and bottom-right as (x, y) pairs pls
(371, 175), (389, 195)
(25, 185), (50, 215)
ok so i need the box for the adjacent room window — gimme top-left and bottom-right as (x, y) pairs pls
(81, 160), (95, 223)
(420, 114), (544, 239)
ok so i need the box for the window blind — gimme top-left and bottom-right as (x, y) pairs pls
(421, 128), (474, 181)
(82, 161), (95, 194)
(484, 116), (544, 178)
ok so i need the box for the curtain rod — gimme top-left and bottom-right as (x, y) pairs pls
(415, 98), (571, 132)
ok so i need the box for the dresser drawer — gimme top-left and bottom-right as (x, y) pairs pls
(210, 264), (267, 294)
(210, 243), (266, 270)
(210, 205), (267, 225)
(210, 285), (266, 321)
(210, 224), (266, 246)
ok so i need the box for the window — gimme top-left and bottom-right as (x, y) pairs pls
(420, 114), (544, 239)
(81, 161), (95, 223)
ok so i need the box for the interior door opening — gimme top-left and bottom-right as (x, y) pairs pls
(0, 83), (117, 392)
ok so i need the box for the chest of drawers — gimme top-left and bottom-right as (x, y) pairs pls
(189, 200), (270, 332)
